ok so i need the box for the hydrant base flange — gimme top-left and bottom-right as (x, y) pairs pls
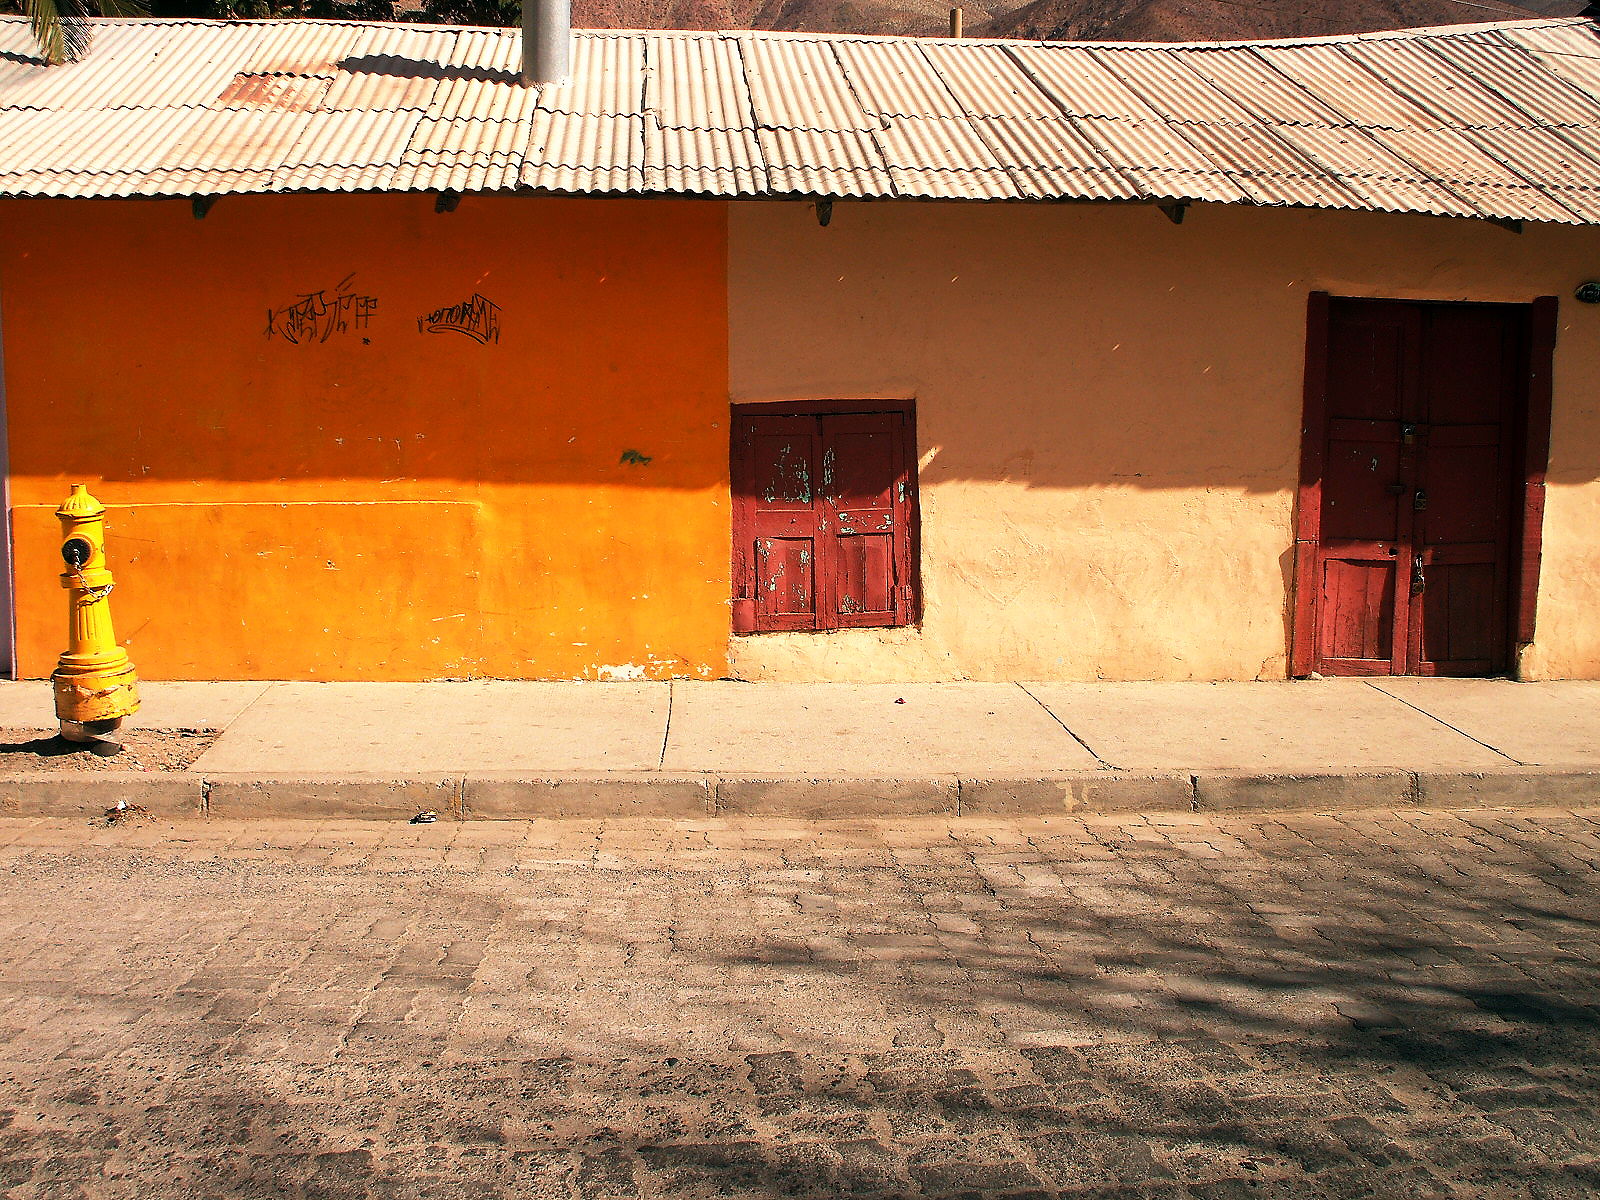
(52, 660), (140, 725)
(59, 717), (124, 745)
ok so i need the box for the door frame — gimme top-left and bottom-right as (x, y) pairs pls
(1290, 292), (1557, 678)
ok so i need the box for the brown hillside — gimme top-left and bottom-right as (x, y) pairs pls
(986, 0), (1576, 42)
(574, 0), (1591, 38)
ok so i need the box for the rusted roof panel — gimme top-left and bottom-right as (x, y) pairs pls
(319, 64), (437, 112)
(2, 16), (1600, 223)
(220, 73), (333, 111)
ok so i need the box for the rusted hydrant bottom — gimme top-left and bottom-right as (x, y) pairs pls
(59, 717), (124, 746)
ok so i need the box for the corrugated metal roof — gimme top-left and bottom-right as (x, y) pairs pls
(647, 32), (753, 131)
(2, 15), (1600, 223)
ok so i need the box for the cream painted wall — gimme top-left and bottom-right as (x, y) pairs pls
(728, 201), (1600, 682)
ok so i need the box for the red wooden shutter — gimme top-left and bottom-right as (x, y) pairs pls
(818, 412), (910, 629)
(733, 414), (822, 632)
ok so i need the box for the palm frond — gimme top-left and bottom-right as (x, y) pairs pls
(25, 0), (147, 65)
(27, 0), (68, 64)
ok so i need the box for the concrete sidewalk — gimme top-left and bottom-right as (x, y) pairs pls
(0, 677), (1597, 818)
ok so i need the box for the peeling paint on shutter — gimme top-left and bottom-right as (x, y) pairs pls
(732, 402), (920, 635)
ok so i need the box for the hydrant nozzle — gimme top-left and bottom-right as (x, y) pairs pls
(51, 484), (139, 742)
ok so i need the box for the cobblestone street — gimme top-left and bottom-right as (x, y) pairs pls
(0, 808), (1597, 1199)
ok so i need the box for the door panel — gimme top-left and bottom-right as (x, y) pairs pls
(735, 414), (822, 632)
(1420, 560), (1497, 674)
(1310, 300), (1525, 676)
(1319, 557), (1396, 670)
(1315, 302), (1418, 674)
(755, 537), (816, 626)
(1412, 306), (1518, 675)
(1322, 432), (1403, 543)
(820, 413), (904, 628)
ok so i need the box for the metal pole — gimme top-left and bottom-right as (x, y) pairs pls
(522, 0), (571, 86)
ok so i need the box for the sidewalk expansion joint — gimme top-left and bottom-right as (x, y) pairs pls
(1016, 682), (1116, 769)
(1362, 680), (1526, 766)
(658, 680), (674, 770)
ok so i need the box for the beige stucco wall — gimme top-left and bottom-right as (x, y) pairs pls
(728, 200), (1600, 682)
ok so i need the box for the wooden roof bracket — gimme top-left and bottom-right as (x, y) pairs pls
(1157, 201), (1186, 225)
(190, 195), (216, 220)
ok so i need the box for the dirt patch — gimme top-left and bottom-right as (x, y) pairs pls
(0, 729), (215, 773)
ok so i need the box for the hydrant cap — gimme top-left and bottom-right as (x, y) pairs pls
(56, 484), (105, 521)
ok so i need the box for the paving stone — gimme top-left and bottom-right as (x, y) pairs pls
(0, 808), (1597, 1197)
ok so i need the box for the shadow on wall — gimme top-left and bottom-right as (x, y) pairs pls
(731, 202), (1600, 496)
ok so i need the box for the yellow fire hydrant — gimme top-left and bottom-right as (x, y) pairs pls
(51, 485), (139, 743)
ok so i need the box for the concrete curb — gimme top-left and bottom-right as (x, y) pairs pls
(1193, 770), (1418, 812)
(463, 773), (712, 819)
(203, 774), (464, 820)
(959, 774), (1194, 814)
(0, 767), (1595, 818)
(0, 773), (205, 818)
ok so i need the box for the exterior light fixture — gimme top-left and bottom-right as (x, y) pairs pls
(1575, 281), (1600, 304)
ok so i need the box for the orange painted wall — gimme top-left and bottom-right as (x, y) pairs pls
(0, 193), (730, 680)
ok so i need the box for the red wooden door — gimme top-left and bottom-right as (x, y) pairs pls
(1308, 299), (1526, 676)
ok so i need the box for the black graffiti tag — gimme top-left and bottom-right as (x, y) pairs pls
(417, 293), (501, 344)
(265, 274), (378, 344)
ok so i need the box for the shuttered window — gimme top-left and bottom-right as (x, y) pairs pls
(731, 402), (920, 634)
